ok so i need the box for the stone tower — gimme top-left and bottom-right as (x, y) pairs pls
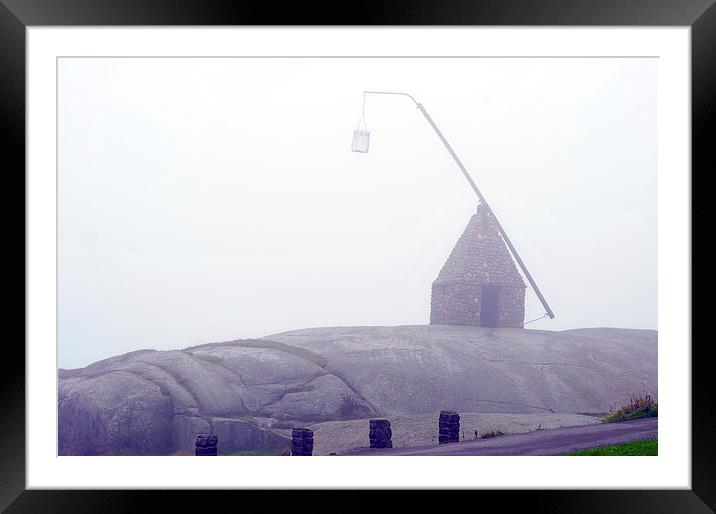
(430, 204), (526, 328)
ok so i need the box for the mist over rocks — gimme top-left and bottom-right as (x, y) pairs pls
(58, 325), (657, 455)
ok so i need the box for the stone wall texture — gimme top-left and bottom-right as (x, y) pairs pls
(292, 428), (314, 456)
(431, 205), (526, 328)
(438, 410), (460, 444)
(195, 434), (218, 456)
(369, 419), (393, 449)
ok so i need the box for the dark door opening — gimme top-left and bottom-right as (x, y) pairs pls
(480, 285), (500, 327)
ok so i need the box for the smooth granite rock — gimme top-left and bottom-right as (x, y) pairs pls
(58, 325), (656, 455)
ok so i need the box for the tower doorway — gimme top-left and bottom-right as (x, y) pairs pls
(480, 285), (500, 327)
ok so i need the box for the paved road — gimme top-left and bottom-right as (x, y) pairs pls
(345, 417), (657, 456)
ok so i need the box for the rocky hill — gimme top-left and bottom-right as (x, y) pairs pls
(58, 325), (657, 455)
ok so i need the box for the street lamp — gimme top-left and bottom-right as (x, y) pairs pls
(351, 129), (370, 153)
(352, 90), (555, 320)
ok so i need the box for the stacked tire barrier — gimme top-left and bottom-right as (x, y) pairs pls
(369, 419), (393, 449)
(195, 434), (218, 456)
(292, 428), (314, 456)
(439, 411), (460, 444)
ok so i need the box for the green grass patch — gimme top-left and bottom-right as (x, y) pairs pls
(565, 438), (657, 456)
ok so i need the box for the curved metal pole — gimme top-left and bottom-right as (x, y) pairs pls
(363, 91), (555, 319)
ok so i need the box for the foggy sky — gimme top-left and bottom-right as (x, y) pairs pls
(58, 57), (657, 369)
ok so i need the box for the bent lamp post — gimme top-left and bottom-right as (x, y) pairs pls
(352, 90), (555, 320)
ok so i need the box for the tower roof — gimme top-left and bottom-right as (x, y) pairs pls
(434, 204), (525, 288)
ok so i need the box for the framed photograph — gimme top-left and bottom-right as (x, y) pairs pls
(5, 0), (712, 510)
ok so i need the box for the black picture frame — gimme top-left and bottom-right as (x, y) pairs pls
(3, 0), (712, 510)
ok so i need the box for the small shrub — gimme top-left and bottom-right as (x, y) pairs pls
(603, 394), (658, 423)
(648, 402), (658, 417)
(480, 429), (505, 439)
(337, 392), (373, 419)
